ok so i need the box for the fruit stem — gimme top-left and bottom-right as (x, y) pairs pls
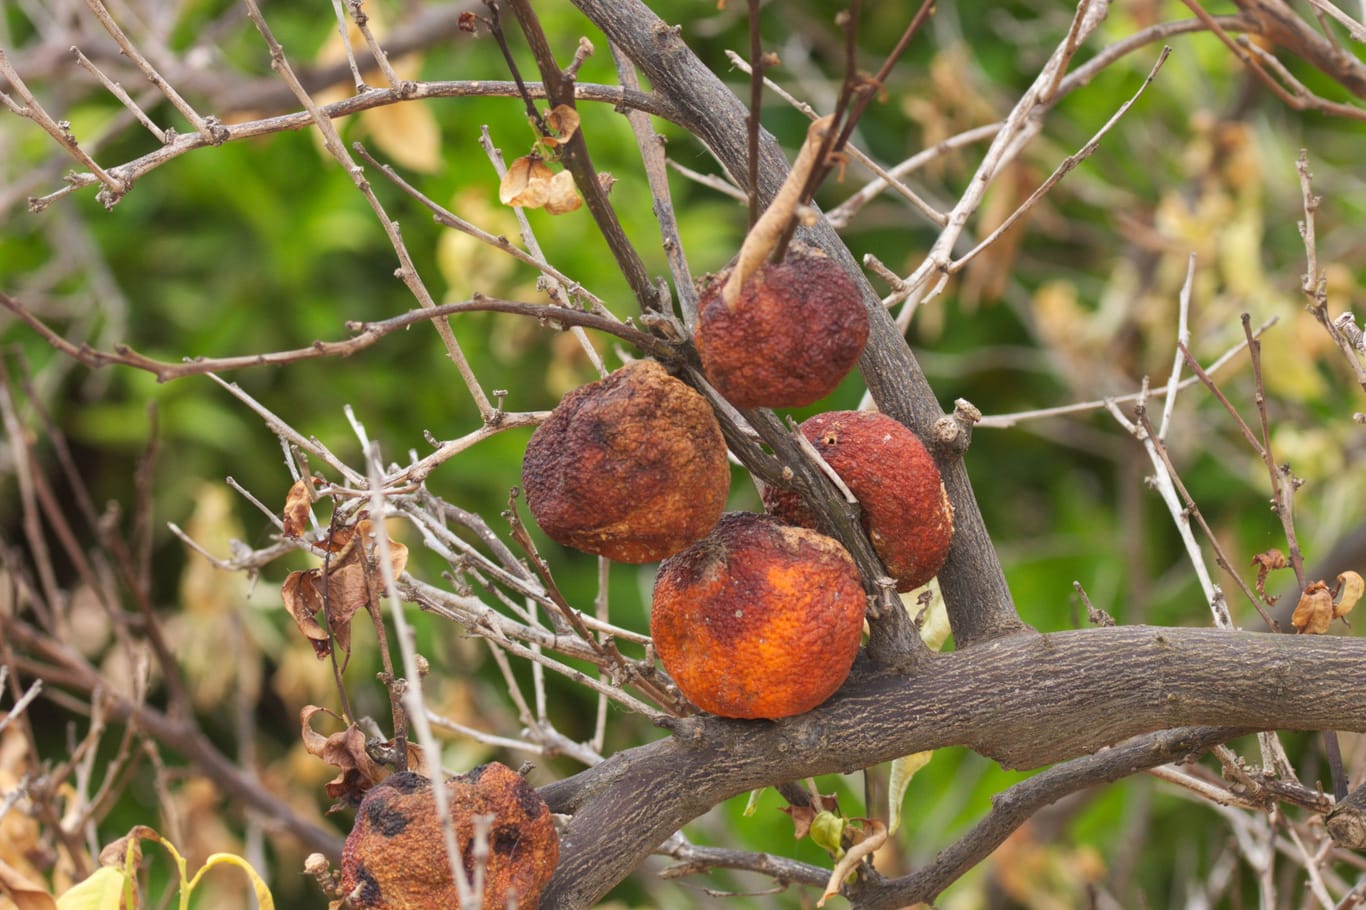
(721, 114), (834, 312)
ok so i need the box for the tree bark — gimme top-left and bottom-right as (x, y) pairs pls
(540, 626), (1366, 907)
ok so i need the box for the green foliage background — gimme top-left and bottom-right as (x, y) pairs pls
(3, 0), (1366, 906)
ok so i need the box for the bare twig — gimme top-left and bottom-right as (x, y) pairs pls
(79, 0), (225, 144)
(977, 316), (1277, 428)
(0, 290), (665, 383)
(950, 47), (1172, 282)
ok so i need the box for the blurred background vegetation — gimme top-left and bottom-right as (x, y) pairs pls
(3, 0), (1366, 906)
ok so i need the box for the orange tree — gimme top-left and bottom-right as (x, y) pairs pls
(3, 0), (1366, 907)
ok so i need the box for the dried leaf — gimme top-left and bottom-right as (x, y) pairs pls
(282, 479), (312, 538)
(0, 857), (57, 910)
(777, 791), (838, 841)
(542, 169), (582, 215)
(364, 99), (442, 174)
(499, 155), (554, 207)
(281, 570), (332, 659)
(1292, 580), (1333, 634)
(779, 805), (818, 841)
(887, 751), (932, 835)
(818, 820), (886, 907)
(1335, 570), (1364, 619)
(1250, 549), (1289, 604)
(545, 104), (580, 142)
(280, 518), (408, 660)
(300, 706), (386, 807)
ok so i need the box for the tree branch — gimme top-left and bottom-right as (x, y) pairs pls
(539, 625), (1366, 907)
(569, 0), (1026, 648)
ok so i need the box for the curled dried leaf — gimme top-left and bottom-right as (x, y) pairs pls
(1250, 549), (1288, 604)
(282, 569), (332, 658)
(1334, 570), (1363, 619)
(543, 169), (582, 214)
(279, 519), (408, 660)
(300, 705), (386, 806)
(1292, 580), (1333, 634)
(545, 104), (580, 142)
(818, 819), (886, 907)
(282, 478), (312, 538)
(498, 155), (553, 207)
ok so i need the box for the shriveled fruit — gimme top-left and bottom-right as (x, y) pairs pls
(695, 243), (868, 409)
(340, 763), (559, 910)
(522, 358), (730, 563)
(650, 511), (866, 720)
(763, 410), (954, 592)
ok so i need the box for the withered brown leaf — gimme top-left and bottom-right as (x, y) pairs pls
(301, 705), (386, 807)
(498, 154), (581, 213)
(282, 478), (312, 538)
(1292, 580), (1334, 634)
(545, 104), (580, 143)
(280, 518), (409, 660)
(499, 155), (554, 207)
(1250, 549), (1288, 604)
(776, 791), (840, 840)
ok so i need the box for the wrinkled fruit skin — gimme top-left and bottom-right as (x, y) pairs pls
(340, 764), (559, 910)
(695, 245), (869, 409)
(763, 411), (954, 592)
(651, 512), (866, 720)
(522, 359), (730, 563)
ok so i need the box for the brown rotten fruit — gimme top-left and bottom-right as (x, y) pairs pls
(651, 511), (866, 720)
(522, 358), (730, 563)
(763, 410), (954, 592)
(340, 763), (559, 909)
(695, 243), (868, 409)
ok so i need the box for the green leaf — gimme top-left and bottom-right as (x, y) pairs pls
(809, 810), (847, 860)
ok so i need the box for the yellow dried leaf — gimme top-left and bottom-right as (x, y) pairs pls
(363, 99), (442, 174)
(1292, 580), (1333, 634)
(0, 857), (57, 910)
(499, 155), (555, 208)
(1335, 570), (1363, 619)
(542, 169), (582, 215)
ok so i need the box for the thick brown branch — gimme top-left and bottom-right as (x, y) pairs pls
(539, 626), (1366, 908)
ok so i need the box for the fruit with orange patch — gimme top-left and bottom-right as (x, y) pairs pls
(694, 243), (868, 409)
(650, 511), (866, 719)
(521, 358), (730, 563)
(763, 410), (953, 592)
(340, 763), (559, 909)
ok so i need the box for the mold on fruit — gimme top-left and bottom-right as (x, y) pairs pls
(650, 511), (866, 720)
(522, 359), (730, 563)
(339, 764), (559, 910)
(763, 410), (954, 592)
(694, 243), (868, 409)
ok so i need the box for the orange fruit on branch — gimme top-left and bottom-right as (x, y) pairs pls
(521, 358), (730, 563)
(763, 410), (954, 592)
(694, 243), (868, 409)
(339, 763), (559, 909)
(650, 511), (866, 720)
